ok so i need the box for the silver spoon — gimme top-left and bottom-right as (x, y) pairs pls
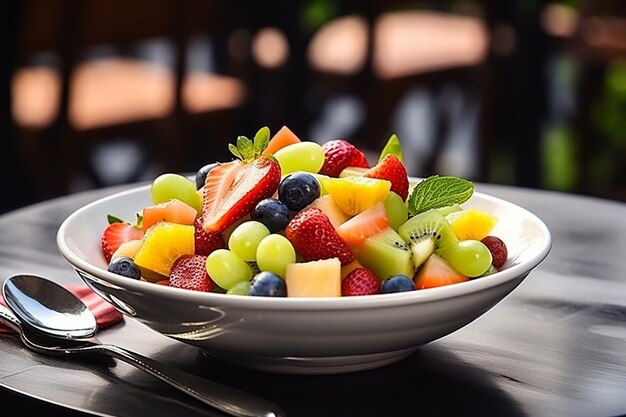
(2, 274), (284, 417)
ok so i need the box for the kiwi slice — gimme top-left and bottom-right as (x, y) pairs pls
(357, 227), (415, 280)
(398, 209), (458, 269)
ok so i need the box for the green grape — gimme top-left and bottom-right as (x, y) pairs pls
(227, 280), (251, 295)
(437, 204), (463, 216)
(338, 167), (368, 178)
(205, 249), (253, 290)
(309, 173), (330, 195)
(444, 240), (492, 277)
(384, 191), (408, 230)
(274, 142), (325, 175)
(228, 221), (270, 261)
(151, 173), (202, 212)
(256, 234), (296, 278)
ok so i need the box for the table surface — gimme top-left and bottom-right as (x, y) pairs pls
(1, 183), (625, 417)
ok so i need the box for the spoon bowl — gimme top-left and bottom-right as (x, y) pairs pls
(2, 274), (96, 339)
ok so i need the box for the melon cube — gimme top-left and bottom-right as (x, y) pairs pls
(306, 194), (351, 228)
(285, 258), (341, 297)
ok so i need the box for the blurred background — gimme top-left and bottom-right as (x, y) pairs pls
(2, 0), (626, 214)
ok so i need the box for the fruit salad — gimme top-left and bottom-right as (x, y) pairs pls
(102, 126), (508, 297)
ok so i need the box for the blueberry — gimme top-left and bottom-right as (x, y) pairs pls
(248, 272), (287, 297)
(251, 198), (290, 233)
(108, 256), (142, 280)
(278, 173), (321, 212)
(195, 162), (218, 190)
(380, 275), (416, 294)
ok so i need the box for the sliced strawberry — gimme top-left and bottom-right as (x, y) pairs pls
(319, 140), (369, 177)
(202, 129), (281, 233)
(169, 255), (214, 292)
(414, 254), (468, 289)
(101, 223), (144, 263)
(285, 207), (354, 266)
(364, 154), (409, 201)
(342, 268), (380, 296)
(194, 219), (225, 256)
(336, 202), (389, 248)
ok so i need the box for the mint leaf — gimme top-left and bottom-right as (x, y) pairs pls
(254, 126), (270, 154)
(379, 134), (403, 162)
(407, 175), (474, 216)
(107, 214), (125, 225)
(236, 136), (255, 160)
(228, 143), (242, 159)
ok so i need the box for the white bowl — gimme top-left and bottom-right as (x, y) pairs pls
(57, 181), (551, 374)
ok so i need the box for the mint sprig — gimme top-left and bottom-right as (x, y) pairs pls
(107, 213), (143, 228)
(253, 126), (270, 154)
(107, 214), (125, 225)
(407, 175), (474, 216)
(229, 126), (273, 162)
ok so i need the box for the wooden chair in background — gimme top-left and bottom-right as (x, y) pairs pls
(305, 2), (490, 180)
(12, 0), (245, 199)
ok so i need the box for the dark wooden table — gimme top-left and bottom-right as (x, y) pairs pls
(1, 183), (625, 417)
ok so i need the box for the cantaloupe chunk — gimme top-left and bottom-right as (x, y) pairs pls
(264, 126), (301, 155)
(336, 202), (388, 248)
(306, 195), (351, 228)
(285, 258), (341, 297)
(414, 254), (468, 289)
(143, 199), (198, 231)
(111, 239), (143, 260)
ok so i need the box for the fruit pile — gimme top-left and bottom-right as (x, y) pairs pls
(102, 126), (508, 297)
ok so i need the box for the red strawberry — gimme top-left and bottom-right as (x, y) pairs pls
(285, 207), (354, 265)
(319, 140), (369, 177)
(202, 130), (281, 233)
(194, 219), (225, 256)
(342, 268), (380, 296)
(169, 255), (214, 292)
(364, 154), (409, 200)
(101, 222), (144, 262)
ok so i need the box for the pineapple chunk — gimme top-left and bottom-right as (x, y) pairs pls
(323, 177), (391, 216)
(134, 222), (195, 281)
(446, 209), (497, 241)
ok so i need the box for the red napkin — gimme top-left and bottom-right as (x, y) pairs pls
(0, 285), (124, 334)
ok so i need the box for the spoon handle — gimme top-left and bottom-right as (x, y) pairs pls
(0, 304), (22, 333)
(92, 343), (283, 417)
